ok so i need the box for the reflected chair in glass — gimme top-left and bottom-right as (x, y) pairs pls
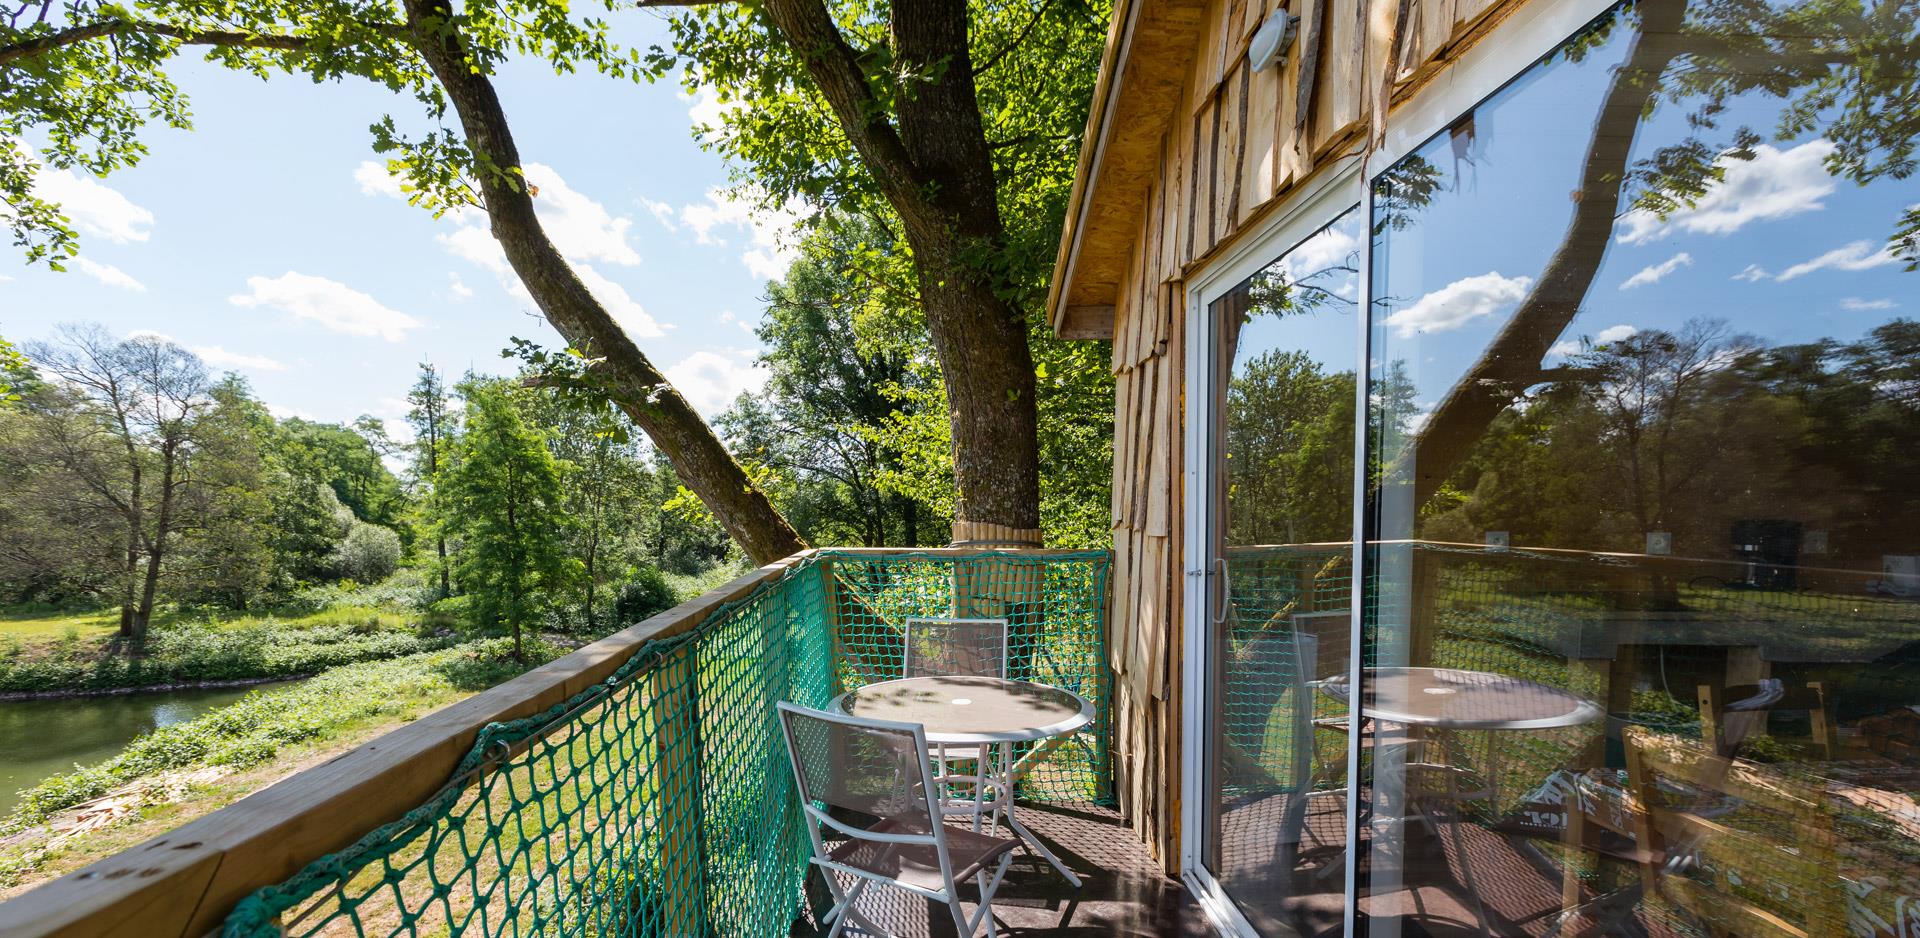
(776, 702), (1021, 938)
(1621, 725), (1847, 938)
(1698, 679), (1839, 760)
(903, 617), (1010, 829)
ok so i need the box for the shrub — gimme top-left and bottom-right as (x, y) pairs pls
(611, 567), (678, 626)
(327, 522), (403, 584)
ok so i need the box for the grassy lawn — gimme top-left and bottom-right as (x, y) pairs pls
(0, 604), (417, 649)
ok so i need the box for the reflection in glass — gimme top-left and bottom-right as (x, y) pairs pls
(1361, 1), (1920, 936)
(1204, 207), (1360, 936)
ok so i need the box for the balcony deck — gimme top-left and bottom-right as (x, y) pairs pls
(790, 802), (1210, 938)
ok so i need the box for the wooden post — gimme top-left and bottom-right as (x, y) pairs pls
(1407, 546), (1443, 669)
(651, 644), (704, 938)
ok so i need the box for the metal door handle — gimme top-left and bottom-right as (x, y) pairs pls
(1210, 558), (1230, 625)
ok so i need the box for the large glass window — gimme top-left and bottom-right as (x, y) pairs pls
(1202, 206), (1361, 936)
(1360, 1), (1920, 935)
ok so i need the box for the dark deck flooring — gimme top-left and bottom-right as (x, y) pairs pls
(789, 802), (1213, 937)
(791, 796), (1681, 937)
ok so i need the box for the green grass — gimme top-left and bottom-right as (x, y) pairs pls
(0, 639), (553, 890)
(0, 604), (416, 647)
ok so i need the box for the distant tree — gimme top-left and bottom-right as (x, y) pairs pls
(526, 386), (646, 632)
(0, 334), (33, 406)
(328, 520), (403, 583)
(407, 362), (457, 596)
(23, 325), (214, 637)
(436, 383), (578, 659)
(173, 376), (277, 609)
(723, 214), (936, 547)
(276, 418), (408, 530)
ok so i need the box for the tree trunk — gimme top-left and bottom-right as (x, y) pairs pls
(1405, 0), (1688, 509)
(133, 445), (180, 638)
(403, 0), (806, 566)
(761, 0), (1042, 542)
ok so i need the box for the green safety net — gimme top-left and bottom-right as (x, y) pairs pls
(221, 549), (1111, 938)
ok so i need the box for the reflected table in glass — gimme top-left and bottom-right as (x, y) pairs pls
(1319, 667), (1603, 937)
(833, 675), (1095, 886)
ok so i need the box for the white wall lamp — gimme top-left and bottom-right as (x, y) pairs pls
(1249, 9), (1301, 72)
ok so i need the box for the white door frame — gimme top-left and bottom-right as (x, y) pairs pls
(1175, 2), (1625, 933)
(1179, 164), (1364, 938)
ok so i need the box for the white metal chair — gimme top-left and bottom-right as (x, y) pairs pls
(777, 702), (1020, 938)
(903, 617), (1010, 828)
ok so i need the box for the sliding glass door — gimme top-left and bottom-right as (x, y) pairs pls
(1357, 1), (1920, 935)
(1191, 204), (1362, 937)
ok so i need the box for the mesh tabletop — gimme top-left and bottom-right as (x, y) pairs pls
(836, 676), (1094, 744)
(1319, 666), (1603, 730)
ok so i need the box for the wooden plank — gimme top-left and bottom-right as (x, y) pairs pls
(653, 645), (703, 937)
(1060, 304), (1116, 340)
(1312, 0), (1368, 154)
(1225, 61), (1253, 233)
(1245, 58), (1279, 211)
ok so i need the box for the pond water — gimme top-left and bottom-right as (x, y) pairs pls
(0, 681), (294, 816)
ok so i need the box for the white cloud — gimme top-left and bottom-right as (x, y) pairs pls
(439, 225), (510, 274)
(1619, 252), (1692, 289)
(32, 163), (155, 244)
(673, 188), (806, 280)
(1383, 272), (1532, 338)
(71, 256), (145, 291)
(641, 197), (679, 232)
(666, 349), (767, 416)
(229, 272), (421, 342)
(361, 159), (637, 271)
(574, 264), (666, 338)
(447, 272), (474, 300)
(521, 163), (639, 267)
(1617, 140), (1837, 245)
(685, 86), (741, 138)
(1776, 240), (1899, 281)
(194, 345), (286, 372)
(1280, 224), (1360, 283)
(1549, 323), (1639, 357)
(354, 161), (406, 200)
(1841, 296), (1898, 311)
(1731, 264), (1771, 282)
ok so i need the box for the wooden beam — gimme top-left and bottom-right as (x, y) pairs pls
(1059, 304), (1117, 340)
(0, 552), (817, 938)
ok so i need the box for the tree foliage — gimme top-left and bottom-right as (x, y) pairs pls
(434, 381), (579, 658)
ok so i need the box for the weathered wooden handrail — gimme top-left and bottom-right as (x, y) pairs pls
(0, 551), (823, 938)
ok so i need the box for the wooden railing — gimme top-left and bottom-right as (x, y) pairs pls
(0, 547), (1112, 938)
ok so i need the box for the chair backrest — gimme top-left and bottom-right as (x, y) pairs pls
(902, 617), (1009, 680)
(776, 702), (940, 837)
(1697, 679), (1839, 759)
(1291, 609), (1351, 683)
(1623, 726), (1845, 938)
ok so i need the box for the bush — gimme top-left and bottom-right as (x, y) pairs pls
(611, 567), (677, 626)
(327, 522), (402, 584)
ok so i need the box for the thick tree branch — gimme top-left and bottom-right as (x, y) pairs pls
(0, 18), (404, 65)
(401, 0), (806, 563)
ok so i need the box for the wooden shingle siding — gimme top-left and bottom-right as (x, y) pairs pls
(1074, 0), (1534, 872)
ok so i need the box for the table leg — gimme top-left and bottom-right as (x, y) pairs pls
(996, 740), (1082, 887)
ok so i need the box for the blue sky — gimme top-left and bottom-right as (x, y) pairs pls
(0, 14), (790, 441)
(1368, 18), (1920, 411)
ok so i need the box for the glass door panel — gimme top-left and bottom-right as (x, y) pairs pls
(1201, 205), (1362, 937)
(1361, 1), (1920, 935)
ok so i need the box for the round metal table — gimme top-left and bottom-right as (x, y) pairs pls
(1315, 667), (1602, 938)
(1317, 666), (1604, 731)
(832, 675), (1094, 885)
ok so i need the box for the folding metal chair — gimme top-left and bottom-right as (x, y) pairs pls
(903, 617), (1010, 828)
(777, 702), (1020, 938)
